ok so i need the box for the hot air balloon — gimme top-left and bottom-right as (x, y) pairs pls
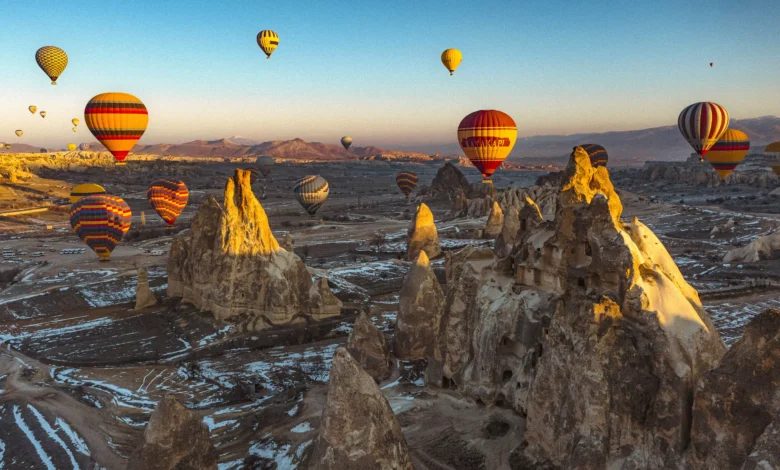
(678, 102), (729, 157)
(257, 30), (279, 59)
(441, 48), (462, 75)
(579, 144), (608, 168)
(704, 129), (749, 180)
(245, 167), (260, 184)
(67, 143), (77, 152)
(72, 127), (78, 132)
(40, 148), (48, 154)
(147, 179), (189, 226)
(72, 118), (79, 127)
(293, 175), (329, 216)
(84, 92), (148, 165)
(35, 46), (68, 85)
(256, 156), (275, 177)
(710, 62), (714, 67)
(341, 136), (352, 151)
(70, 195), (132, 260)
(457, 110), (517, 183)
(5, 144), (10, 149)
(15, 130), (23, 137)
(396, 171), (418, 198)
(28, 106), (37, 115)
(69, 183), (106, 204)
(764, 142), (780, 175)
(79, 143), (90, 151)
(40, 111), (47, 119)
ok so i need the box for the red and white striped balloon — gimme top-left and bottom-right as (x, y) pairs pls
(677, 102), (729, 157)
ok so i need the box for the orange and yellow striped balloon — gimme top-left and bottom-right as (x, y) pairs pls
(457, 110), (517, 183)
(257, 30), (279, 59)
(147, 179), (189, 226)
(765, 142), (780, 175)
(69, 195), (132, 260)
(704, 129), (749, 180)
(69, 183), (106, 204)
(84, 93), (148, 166)
(441, 48), (462, 75)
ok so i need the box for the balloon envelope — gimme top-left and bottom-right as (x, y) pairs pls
(341, 136), (352, 150)
(579, 144), (608, 168)
(457, 110), (517, 183)
(293, 175), (329, 216)
(15, 130), (23, 137)
(69, 194), (132, 259)
(35, 46), (68, 85)
(28, 106), (37, 115)
(678, 102), (729, 157)
(147, 179), (189, 226)
(705, 129), (749, 180)
(396, 171), (418, 197)
(441, 48), (462, 75)
(84, 92), (148, 165)
(255, 156), (275, 177)
(72, 118), (79, 126)
(764, 142), (780, 175)
(257, 30), (279, 58)
(69, 183), (106, 204)
(40, 111), (46, 118)
(67, 143), (77, 152)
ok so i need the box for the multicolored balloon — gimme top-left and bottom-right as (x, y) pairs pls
(257, 30), (279, 59)
(678, 102), (729, 157)
(79, 143), (90, 151)
(396, 171), (418, 198)
(764, 142), (780, 175)
(579, 144), (608, 168)
(147, 179), (189, 226)
(69, 183), (106, 204)
(341, 136), (352, 151)
(255, 155), (274, 177)
(69, 195), (132, 260)
(84, 92), (148, 165)
(35, 46), (68, 85)
(441, 48), (462, 75)
(293, 175), (329, 216)
(457, 110), (517, 183)
(704, 129), (749, 180)
(28, 106), (37, 115)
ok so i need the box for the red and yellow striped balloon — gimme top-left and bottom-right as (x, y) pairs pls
(84, 93), (148, 166)
(457, 110), (517, 183)
(678, 102), (729, 157)
(69, 195), (132, 260)
(147, 179), (189, 226)
(704, 129), (749, 180)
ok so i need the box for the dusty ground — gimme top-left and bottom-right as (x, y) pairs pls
(0, 160), (777, 469)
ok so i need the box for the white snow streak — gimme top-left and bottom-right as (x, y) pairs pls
(13, 405), (56, 470)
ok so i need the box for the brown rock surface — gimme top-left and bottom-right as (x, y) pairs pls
(282, 231), (294, 251)
(135, 267), (158, 310)
(346, 310), (391, 381)
(483, 201), (504, 239)
(128, 395), (217, 470)
(308, 348), (413, 470)
(395, 251), (445, 360)
(723, 230), (780, 263)
(689, 308), (780, 470)
(406, 202), (441, 261)
(167, 169), (341, 330)
(428, 162), (471, 200)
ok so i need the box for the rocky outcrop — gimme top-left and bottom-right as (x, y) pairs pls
(483, 201), (504, 239)
(135, 268), (158, 310)
(395, 251), (445, 360)
(282, 231), (294, 251)
(406, 203), (441, 260)
(428, 147), (726, 469)
(497, 186), (557, 221)
(710, 217), (736, 236)
(689, 308), (780, 469)
(723, 230), (780, 263)
(428, 162), (471, 200)
(639, 161), (779, 187)
(346, 310), (391, 381)
(308, 348), (413, 470)
(168, 169), (341, 330)
(128, 395), (217, 470)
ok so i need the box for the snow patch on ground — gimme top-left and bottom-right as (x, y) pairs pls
(13, 405), (56, 470)
(290, 422), (313, 433)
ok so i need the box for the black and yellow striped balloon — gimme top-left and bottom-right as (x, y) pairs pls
(293, 175), (329, 216)
(257, 30), (279, 59)
(395, 171), (418, 197)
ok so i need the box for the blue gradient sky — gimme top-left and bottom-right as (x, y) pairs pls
(2, 0), (779, 149)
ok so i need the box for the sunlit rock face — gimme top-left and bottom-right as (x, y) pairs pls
(395, 251), (445, 360)
(483, 201), (504, 239)
(167, 169), (341, 330)
(347, 310), (391, 381)
(308, 348), (413, 470)
(135, 267), (158, 310)
(128, 395), (217, 470)
(723, 230), (780, 263)
(406, 203), (441, 261)
(689, 308), (780, 470)
(428, 147), (726, 469)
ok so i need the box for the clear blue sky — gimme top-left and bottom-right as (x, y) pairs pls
(2, 0), (779, 149)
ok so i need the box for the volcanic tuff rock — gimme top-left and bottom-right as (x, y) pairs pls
(167, 169), (341, 330)
(427, 147), (726, 469)
(346, 310), (391, 381)
(395, 251), (445, 360)
(282, 231), (294, 251)
(639, 161), (779, 187)
(128, 395), (217, 470)
(308, 348), (413, 470)
(406, 202), (441, 260)
(723, 230), (780, 263)
(689, 308), (780, 469)
(483, 201), (504, 239)
(135, 267), (158, 310)
(428, 162), (472, 200)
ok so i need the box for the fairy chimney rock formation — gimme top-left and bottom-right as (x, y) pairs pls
(128, 395), (217, 470)
(689, 308), (780, 469)
(167, 169), (341, 330)
(406, 203), (441, 261)
(308, 348), (413, 470)
(135, 267), (158, 310)
(395, 250), (445, 360)
(483, 201), (504, 239)
(282, 231), (294, 252)
(346, 311), (391, 381)
(429, 162), (471, 200)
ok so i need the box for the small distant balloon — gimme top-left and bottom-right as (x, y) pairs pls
(67, 143), (77, 152)
(341, 136), (352, 151)
(257, 30), (279, 59)
(396, 171), (418, 198)
(293, 175), (329, 216)
(72, 127), (78, 132)
(40, 111), (47, 119)
(72, 118), (79, 127)
(15, 130), (23, 137)
(578, 144), (608, 168)
(441, 48), (462, 75)
(28, 106), (37, 115)
(79, 143), (90, 151)
(35, 46), (68, 85)
(710, 62), (714, 67)
(255, 155), (275, 177)
(5, 144), (10, 149)
(763, 142), (780, 175)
